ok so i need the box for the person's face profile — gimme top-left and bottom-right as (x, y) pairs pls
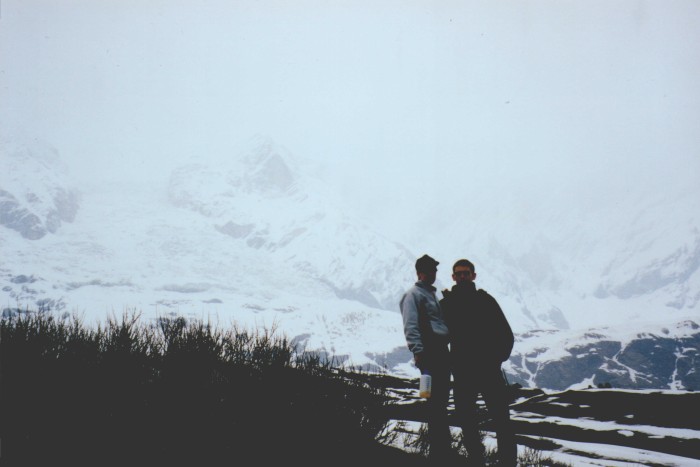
(419, 268), (437, 285)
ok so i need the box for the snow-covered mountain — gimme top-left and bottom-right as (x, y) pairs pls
(1, 136), (698, 388)
(505, 319), (700, 391)
(0, 136), (419, 372)
(165, 136), (414, 312)
(0, 139), (80, 240)
(426, 176), (700, 333)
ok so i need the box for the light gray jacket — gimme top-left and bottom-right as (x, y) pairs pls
(400, 281), (449, 355)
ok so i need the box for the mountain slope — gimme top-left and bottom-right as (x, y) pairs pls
(1, 136), (698, 388)
(427, 176), (700, 333)
(505, 319), (700, 390)
(0, 137), (417, 372)
(0, 138), (79, 240)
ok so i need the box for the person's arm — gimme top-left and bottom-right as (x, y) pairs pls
(413, 351), (424, 369)
(491, 296), (514, 362)
(400, 290), (424, 362)
(439, 294), (450, 328)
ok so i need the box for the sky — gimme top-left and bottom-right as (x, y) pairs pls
(2, 0), (699, 240)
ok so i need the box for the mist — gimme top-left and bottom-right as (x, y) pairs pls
(2, 0), (699, 246)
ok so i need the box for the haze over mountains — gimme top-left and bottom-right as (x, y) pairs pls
(1, 135), (698, 389)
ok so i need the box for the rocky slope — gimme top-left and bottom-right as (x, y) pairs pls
(0, 139), (79, 240)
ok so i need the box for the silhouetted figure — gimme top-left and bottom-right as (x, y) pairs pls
(400, 254), (453, 464)
(441, 259), (516, 466)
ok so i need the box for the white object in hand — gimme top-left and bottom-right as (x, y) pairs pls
(419, 374), (432, 398)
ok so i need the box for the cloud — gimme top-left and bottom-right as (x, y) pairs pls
(1, 0), (698, 234)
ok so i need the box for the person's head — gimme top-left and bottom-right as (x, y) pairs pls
(452, 259), (476, 285)
(415, 254), (439, 285)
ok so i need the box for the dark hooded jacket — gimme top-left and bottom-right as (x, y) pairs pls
(440, 282), (514, 373)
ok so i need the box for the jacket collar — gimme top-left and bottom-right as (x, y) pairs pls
(415, 280), (437, 293)
(450, 282), (477, 294)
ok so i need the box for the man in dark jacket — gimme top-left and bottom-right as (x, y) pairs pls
(440, 259), (516, 466)
(400, 254), (453, 463)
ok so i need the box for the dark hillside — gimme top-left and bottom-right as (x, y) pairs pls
(381, 378), (700, 465)
(0, 312), (428, 466)
(509, 389), (700, 461)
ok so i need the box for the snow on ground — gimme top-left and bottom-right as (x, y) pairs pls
(516, 434), (700, 467)
(380, 419), (700, 467)
(512, 412), (700, 441)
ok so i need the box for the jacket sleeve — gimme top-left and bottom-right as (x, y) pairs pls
(400, 289), (424, 355)
(439, 292), (450, 328)
(482, 291), (514, 362)
(493, 298), (514, 362)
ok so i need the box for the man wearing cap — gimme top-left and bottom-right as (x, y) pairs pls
(400, 254), (452, 463)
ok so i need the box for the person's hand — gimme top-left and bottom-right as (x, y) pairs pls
(414, 352), (424, 370)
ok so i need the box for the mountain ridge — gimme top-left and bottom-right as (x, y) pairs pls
(1, 136), (698, 389)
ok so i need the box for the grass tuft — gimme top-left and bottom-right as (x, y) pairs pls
(1, 310), (569, 466)
(1, 311), (395, 466)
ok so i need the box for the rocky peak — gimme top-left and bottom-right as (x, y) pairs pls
(0, 139), (80, 240)
(239, 135), (297, 196)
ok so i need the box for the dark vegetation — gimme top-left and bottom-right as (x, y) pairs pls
(1, 311), (577, 466)
(1, 312), (428, 466)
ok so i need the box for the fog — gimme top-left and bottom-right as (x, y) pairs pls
(2, 0), (699, 242)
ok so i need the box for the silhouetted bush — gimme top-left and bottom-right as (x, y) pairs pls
(2, 311), (577, 466)
(0, 311), (419, 466)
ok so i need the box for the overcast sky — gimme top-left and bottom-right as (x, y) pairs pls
(2, 0), (699, 239)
